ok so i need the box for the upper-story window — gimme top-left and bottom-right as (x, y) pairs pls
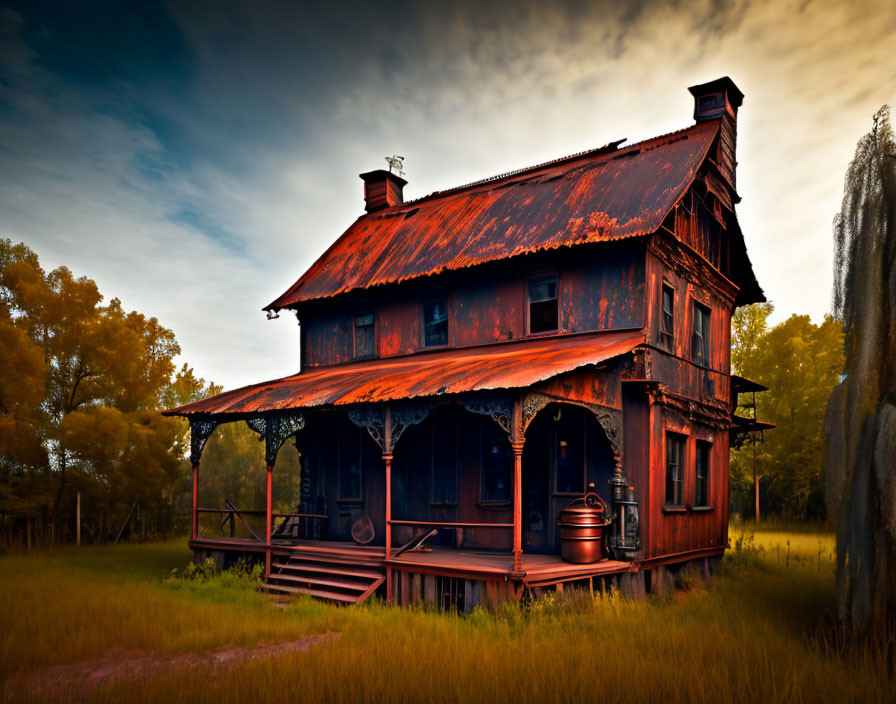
(660, 283), (675, 349)
(691, 301), (711, 366)
(353, 312), (376, 359)
(528, 275), (559, 334)
(422, 299), (448, 347)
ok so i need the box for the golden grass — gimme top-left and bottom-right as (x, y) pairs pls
(1, 528), (893, 704)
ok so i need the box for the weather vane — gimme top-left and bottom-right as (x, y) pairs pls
(385, 154), (405, 177)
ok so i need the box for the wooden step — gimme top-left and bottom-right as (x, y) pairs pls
(271, 561), (384, 581)
(268, 573), (370, 592)
(264, 583), (360, 603)
(272, 553), (384, 569)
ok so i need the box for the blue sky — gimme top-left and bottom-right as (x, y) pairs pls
(1, 0), (895, 389)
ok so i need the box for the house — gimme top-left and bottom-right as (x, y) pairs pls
(165, 77), (767, 608)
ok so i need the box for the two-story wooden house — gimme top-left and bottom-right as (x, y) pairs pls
(166, 77), (766, 608)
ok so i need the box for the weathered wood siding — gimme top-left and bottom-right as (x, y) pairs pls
(301, 244), (645, 367)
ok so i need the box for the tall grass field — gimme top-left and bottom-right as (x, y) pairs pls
(1, 524), (893, 703)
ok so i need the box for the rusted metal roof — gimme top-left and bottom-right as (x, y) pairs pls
(267, 121), (720, 309)
(165, 329), (644, 417)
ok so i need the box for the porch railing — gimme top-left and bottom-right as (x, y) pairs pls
(387, 519), (514, 551)
(194, 506), (327, 542)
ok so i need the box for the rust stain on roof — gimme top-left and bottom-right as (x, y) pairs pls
(165, 330), (644, 417)
(267, 122), (720, 309)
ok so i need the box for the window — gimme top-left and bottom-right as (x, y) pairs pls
(695, 440), (711, 507)
(660, 283), (675, 348)
(691, 301), (711, 366)
(665, 432), (685, 507)
(340, 426), (363, 500)
(480, 419), (512, 501)
(422, 299), (448, 347)
(431, 416), (458, 504)
(528, 276), (559, 334)
(353, 313), (375, 359)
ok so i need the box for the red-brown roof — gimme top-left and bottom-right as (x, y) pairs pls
(267, 121), (721, 309)
(165, 329), (643, 417)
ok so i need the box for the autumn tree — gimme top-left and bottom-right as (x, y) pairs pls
(730, 311), (843, 520)
(0, 240), (196, 543)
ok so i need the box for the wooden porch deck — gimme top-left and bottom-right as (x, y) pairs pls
(189, 536), (633, 587)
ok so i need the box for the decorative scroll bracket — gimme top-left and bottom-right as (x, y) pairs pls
(584, 403), (624, 473)
(189, 418), (218, 466)
(347, 407), (387, 452)
(521, 392), (624, 472)
(245, 412), (306, 467)
(463, 395), (514, 441)
(390, 402), (431, 450)
(348, 402), (431, 453)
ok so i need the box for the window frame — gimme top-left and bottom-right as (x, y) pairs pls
(691, 300), (711, 367)
(664, 431), (686, 508)
(527, 274), (560, 336)
(659, 282), (675, 349)
(421, 297), (450, 349)
(694, 439), (712, 509)
(353, 311), (377, 360)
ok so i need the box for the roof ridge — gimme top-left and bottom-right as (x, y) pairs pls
(397, 121), (712, 209)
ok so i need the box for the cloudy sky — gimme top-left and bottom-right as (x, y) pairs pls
(1, 0), (894, 389)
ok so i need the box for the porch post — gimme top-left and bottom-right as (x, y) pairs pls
(511, 398), (524, 575)
(512, 442), (523, 573)
(192, 463), (199, 540)
(384, 407), (394, 604)
(265, 464), (274, 580)
(384, 452), (393, 603)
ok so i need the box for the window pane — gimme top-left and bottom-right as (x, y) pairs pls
(529, 278), (557, 303)
(695, 440), (711, 507)
(665, 433), (684, 506)
(423, 300), (448, 347)
(692, 302), (709, 365)
(481, 420), (511, 501)
(662, 286), (674, 332)
(529, 276), (559, 333)
(701, 306), (711, 363)
(354, 313), (375, 358)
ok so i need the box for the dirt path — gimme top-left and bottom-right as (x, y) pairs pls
(16, 632), (340, 699)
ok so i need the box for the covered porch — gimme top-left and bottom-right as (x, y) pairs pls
(168, 330), (643, 605)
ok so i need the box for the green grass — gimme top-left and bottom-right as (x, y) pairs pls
(1, 527), (892, 704)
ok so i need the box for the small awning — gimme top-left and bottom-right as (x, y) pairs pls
(731, 415), (775, 434)
(165, 329), (644, 418)
(731, 374), (768, 394)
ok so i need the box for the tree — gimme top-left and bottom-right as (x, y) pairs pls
(731, 302), (773, 375)
(730, 313), (843, 521)
(0, 240), (187, 543)
(826, 106), (896, 644)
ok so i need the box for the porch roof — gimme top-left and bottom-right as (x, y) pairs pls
(164, 329), (643, 418)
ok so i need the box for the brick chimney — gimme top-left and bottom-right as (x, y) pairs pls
(688, 77), (743, 190)
(360, 169), (407, 213)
